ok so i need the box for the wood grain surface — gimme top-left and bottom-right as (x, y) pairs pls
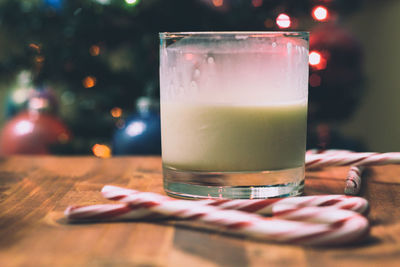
(0, 156), (399, 267)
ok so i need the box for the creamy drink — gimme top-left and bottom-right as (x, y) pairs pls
(161, 102), (307, 172)
(159, 32), (309, 198)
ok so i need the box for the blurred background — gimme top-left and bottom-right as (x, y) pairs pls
(0, 0), (398, 157)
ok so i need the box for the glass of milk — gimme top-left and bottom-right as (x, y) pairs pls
(159, 32), (309, 199)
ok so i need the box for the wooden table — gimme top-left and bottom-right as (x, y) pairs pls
(1, 156), (400, 267)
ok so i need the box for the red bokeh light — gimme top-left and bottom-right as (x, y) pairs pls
(309, 73), (322, 87)
(309, 51), (327, 70)
(312, 6), (329, 21)
(309, 51), (321, 65)
(252, 0), (263, 7)
(276, 13), (291, 29)
(212, 0), (223, 7)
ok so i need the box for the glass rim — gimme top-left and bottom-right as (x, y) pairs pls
(159, 31), (309, 39)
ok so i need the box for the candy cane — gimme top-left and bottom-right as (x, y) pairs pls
(65, 202), (365, 225)
(306, 149), (353, 156)
(344, 166), (365, 195)
(65, 195), (369, 246)
(305, 152), (400, 168)
(65, 203), (163, 221)
(101, 185), (369, 215)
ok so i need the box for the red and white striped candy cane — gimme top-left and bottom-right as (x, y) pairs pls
(306, 150), (368, 196)
(66, 202), (365, 225)
(306, 152), (400, 168)
(65, 203), (164, 221)
(306, 149), (353, 156)
(65, 194), (369, 246)
(101, 185), (369, 215)
(305, 149), (355, 170)
(345, 166), (365, 195)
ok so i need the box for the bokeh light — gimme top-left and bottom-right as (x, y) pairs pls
(252, 0), (263, 7)
(309, 51), (327, 70)
(29, 97), (49, 110)
(309, 51), (321, 66)
(276, 13), (291, 29)
(92, 144), (111, 158)
(15, 121), (34, 136)
(12, 89), (30, 104)
(35, 56), (45, 63)
(29, 43), (41, 52)
(309, 73), (322, 87)
(110, 107), (123, 118)
(89, 45), (100, 56)
(126, 121), (146, 137)
(82, 76), (97, 88)
(125, 0), (139, 5)
(212, 0), (223, 7)
(312, 6), (329, 21)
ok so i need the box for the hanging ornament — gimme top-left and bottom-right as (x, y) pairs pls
(0, 111), (71, 155)
(112, 97), (161, 155)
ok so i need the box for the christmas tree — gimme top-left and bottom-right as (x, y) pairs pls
(0, 0), (364, 155)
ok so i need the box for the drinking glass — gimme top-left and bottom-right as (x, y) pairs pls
(159, 31), (309, 199)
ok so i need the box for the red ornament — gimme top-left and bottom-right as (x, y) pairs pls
(0, 111), (71, 155)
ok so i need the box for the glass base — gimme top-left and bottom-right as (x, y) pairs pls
(163, 165), (304, 199)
